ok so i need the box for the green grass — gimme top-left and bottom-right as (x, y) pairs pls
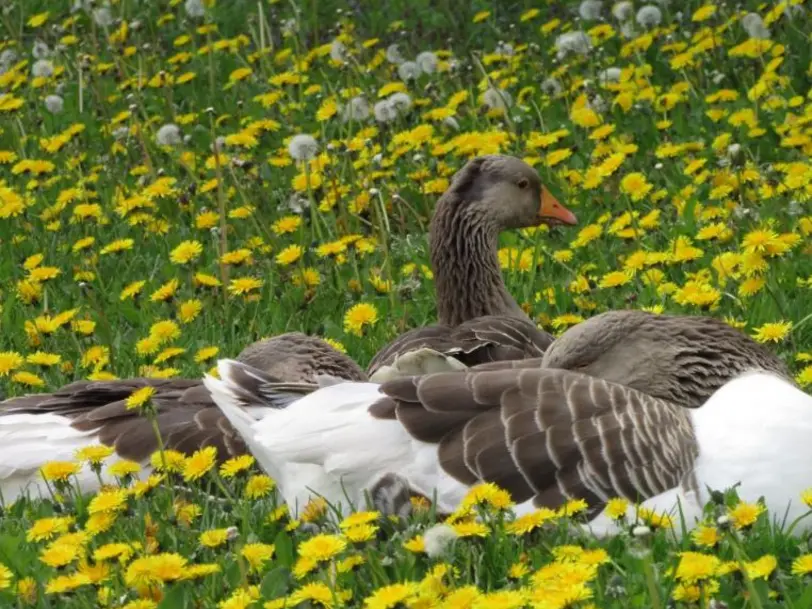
(1, 0), (811, 606)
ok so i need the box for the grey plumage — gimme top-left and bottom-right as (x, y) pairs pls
(0, 332), (366, 463)
(367, 310), (791, 515)
(368, 156), (575, 376)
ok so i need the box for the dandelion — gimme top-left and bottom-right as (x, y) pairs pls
(169, 240), (203, 264)
(397, 61), (421, 81)
(483, 88), (513, 112)
(184, 0), (206, 18)
(729, 501), (766, 529)
(792, 555), (812, 576)
(342, 96), (370, 122)
(183, 446), (218, 481)
(385, 44), (404, 64)
(636, 5), (662, 28)
(44, 94), (63, 113)
(579, 0), (603, 20)
(752, 321), (792, 343)
(344, 302), (379, 336)
(155, 124), (182, 146)
(416, 51), (438, 73)
(422, 524), (458, 558)
(555, 31), (591, 58)
(612, 1), (633, 20)
(287, 134), (319, 161)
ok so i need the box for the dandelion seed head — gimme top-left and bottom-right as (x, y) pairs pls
(373, 100), (398, 123)
(483, 87), (513, 111)
(443, 116), (460, 130)
(184, 0), (206, 18)
(330, 39), (348, 63)
(579, 0), (603, 21)
(554, 31), (592, 59)
(287, 134), (319, 161)
(155, 123), (182, 147)
(495, 41), (515, 55)
(31, 59), (54, 78)
(598, 67), (622, 84)
(416, 51), (438, 74)
(386, 43), (404, 64)
(44, 95), (64, 114)
(93, 7), (113, 28)
(741, 13), (770, 39)
(32, 41), (50, 60)
(423, 523), (458, 558)
(397, 60), (421, 81)
(612, 1), (634, 21)
(636, 5), (663, 28)
(342, 96), (370, 122)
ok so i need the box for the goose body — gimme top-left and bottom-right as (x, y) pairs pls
(0, 333), (365, 503)
(367, 156), (577, 377)
(205, 341), (811, 534)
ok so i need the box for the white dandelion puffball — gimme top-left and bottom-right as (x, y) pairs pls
(184, 0), (206, 18)
(741, 13), (771, 39)
(554, 31), (592, 59)
(397, 61), (422, 81)
(388, 92), (412, 113)
(423, 524), (458, 559)
(636, 5), (663, 28)
(443, 116), (460, 130)
(495, 41), (515, 56)
(373, 100), (398, 123)
(44, 95), (64, 114)
(31, 59), (54, 78)
(112, 126), (130, 140)
(330, 39), (348, 63)
(598, 67), (622, 84)
(611, 1), (634, 21)
(416, 51), (438, 74)
(342, 96), (370, 122)
(385, 43), (404, 64)
(483, 87), (513, 111)
(32, 41), (50, 60)
(93, 7), (113, 28)
(287, 134), (319, 161)
(155, 123), (182, 147)
(541, 77), (563, 96)
(579, 0), (603, 21)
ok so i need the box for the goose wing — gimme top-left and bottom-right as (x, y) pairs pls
(0, 379), (247, 462)
(373, 367), (698, 516)
(367, 316), (552, 377)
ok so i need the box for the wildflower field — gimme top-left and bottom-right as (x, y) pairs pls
(1, 0), (812, 607)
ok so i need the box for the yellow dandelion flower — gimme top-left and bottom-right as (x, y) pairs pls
(126, 386), (155, 410)
(729, 501), (765, 529)
(343, 302), (379, 337)
(751, 321), (792, 343)
(182, 446), (218, 481)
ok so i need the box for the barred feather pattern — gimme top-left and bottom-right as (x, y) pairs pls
(372, 368), (698, 516)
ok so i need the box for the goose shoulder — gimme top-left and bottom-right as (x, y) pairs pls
(367, 316), (552, 378)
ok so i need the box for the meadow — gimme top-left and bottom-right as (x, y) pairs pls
(0, 0), (811, 606)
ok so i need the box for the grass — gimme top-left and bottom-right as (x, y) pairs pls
(0, 0), (811, 606)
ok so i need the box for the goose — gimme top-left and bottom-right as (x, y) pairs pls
(366, 155), (578, 381)
(0, 332), (366, 502)
(203, 311), (812, 535)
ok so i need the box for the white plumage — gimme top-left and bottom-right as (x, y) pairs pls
(0, 413), (145, 502)
(205, 361), (812, 535)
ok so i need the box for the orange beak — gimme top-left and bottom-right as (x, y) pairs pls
(538, 187), (578, 226)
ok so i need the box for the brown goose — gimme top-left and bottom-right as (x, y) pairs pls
(0, 332), (365, 501)
(366, 155), (578, 380)
(204, 311), (811, 535)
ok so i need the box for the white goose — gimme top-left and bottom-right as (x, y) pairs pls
(204, 311), (812, 535)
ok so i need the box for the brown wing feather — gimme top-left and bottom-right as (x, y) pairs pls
(1, 378), (247, 463)
(376, 367), (698, 514)
(366, 316), (553, 376)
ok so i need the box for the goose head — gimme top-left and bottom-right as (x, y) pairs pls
(430, 155), (578, 326)
(438, 155), (577, 232)
(236, 332), (367, 383)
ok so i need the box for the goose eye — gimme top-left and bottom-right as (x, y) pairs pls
(517, 178), (529, 189)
